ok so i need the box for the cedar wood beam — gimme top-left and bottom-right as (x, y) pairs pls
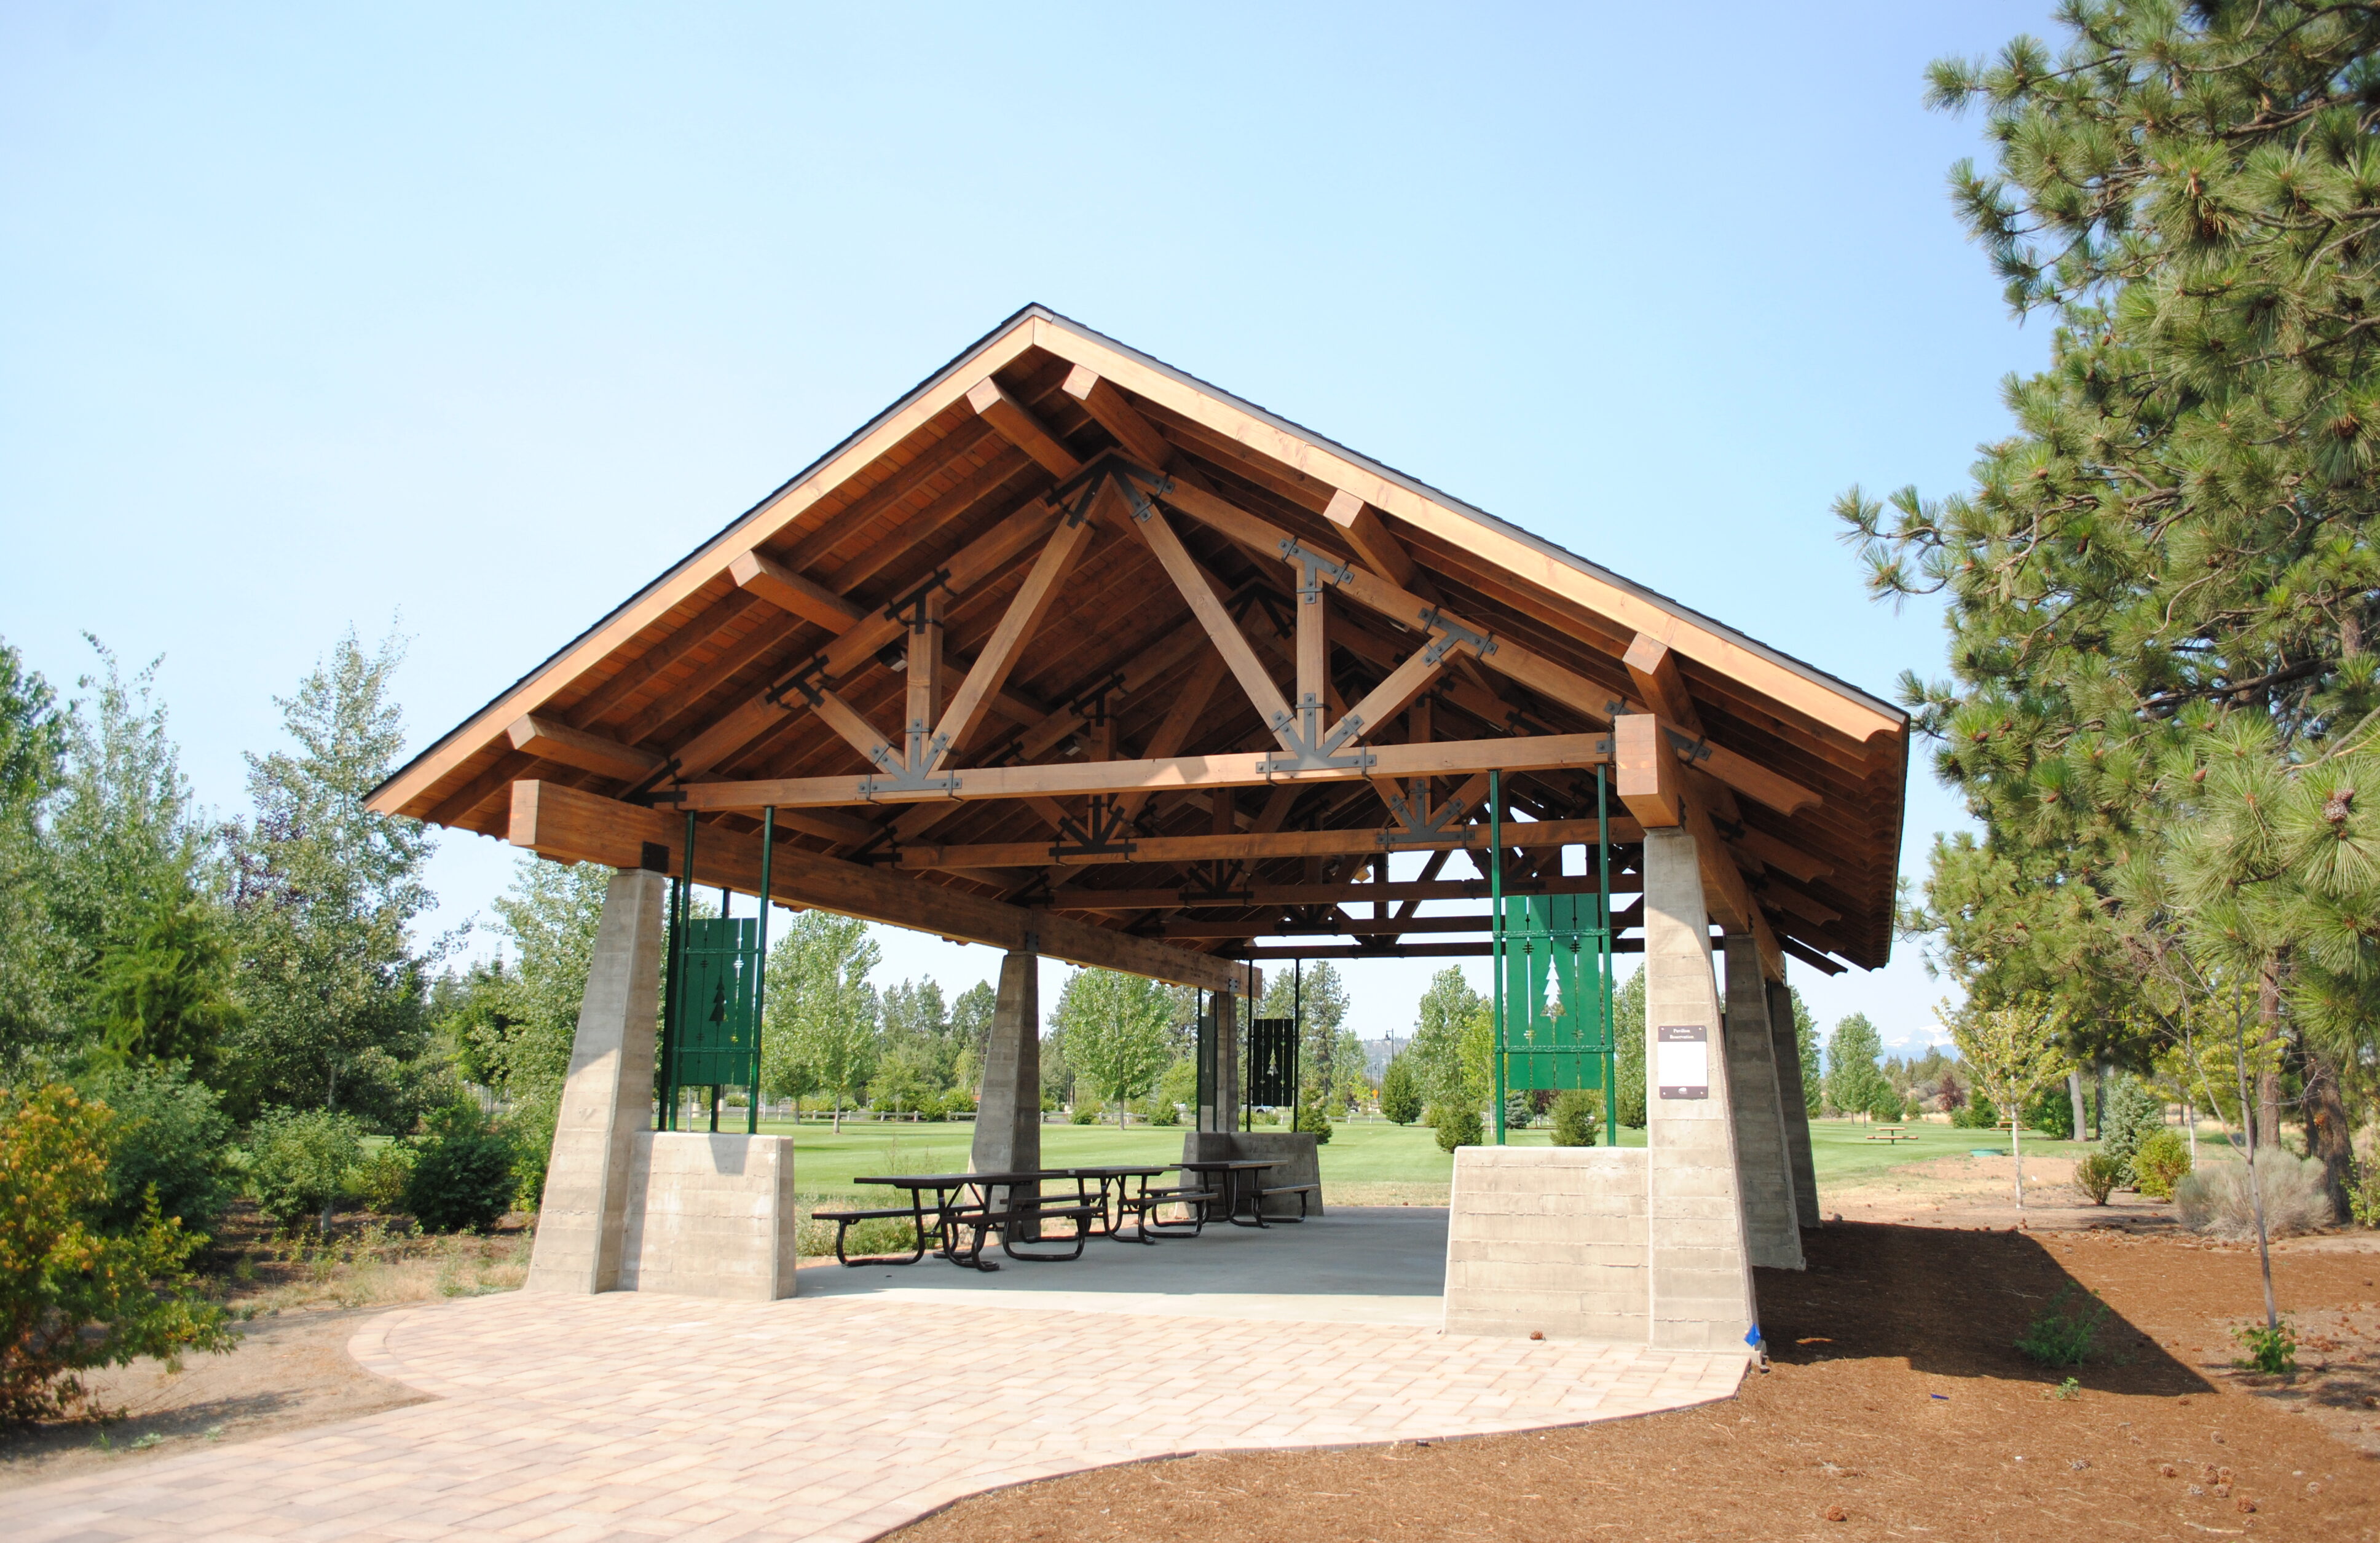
(674, 730), (1612, 812)
(510, 779), (1248, 993)
(897, 812), (1636, 872)
(1049, 875), (1616, 910)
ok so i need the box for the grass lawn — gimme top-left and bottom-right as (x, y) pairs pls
(1803, 1118), (2091, 1185)
(760, 1115), (2057, 1205)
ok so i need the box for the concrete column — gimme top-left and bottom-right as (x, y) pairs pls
(1767, 979), (1821, 1229)
(527, 867), (665, 1294)
(1641, 828), (1760, 1354)
(1721, 936), (1803, 1270)
(969, 949), (1041, 1176)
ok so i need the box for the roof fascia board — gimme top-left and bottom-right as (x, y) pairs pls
(366, 318), (1044, 816)
(1024, 314), (1902, 747)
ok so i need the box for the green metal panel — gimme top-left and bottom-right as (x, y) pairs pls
(1246, 1017), (1297, 1107)
(1500, 893), (1612, 1092)
(668, 916), (763, 1090)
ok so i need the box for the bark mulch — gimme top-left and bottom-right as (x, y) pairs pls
(893, 1222), (2380, 1542)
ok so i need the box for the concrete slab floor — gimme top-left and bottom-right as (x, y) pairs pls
(1, 1207), (1749, 1543)
(797, 1204), (1450, 1325)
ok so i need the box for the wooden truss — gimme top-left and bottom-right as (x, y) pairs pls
(371, 308), (1911, 988)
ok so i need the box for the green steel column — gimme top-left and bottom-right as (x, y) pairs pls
(660, 869), (682, 1132)
(1598, 767), (1617, 1146)
(751, 807), (773, 1135)
(1491, 770), (1505, 1146)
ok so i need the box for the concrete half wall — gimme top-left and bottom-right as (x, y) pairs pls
(618, 1132), (800, 1301)
(1443, 1145), (1649, 1342)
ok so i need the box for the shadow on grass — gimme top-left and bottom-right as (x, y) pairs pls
(1755, 1221), (2214, 1396)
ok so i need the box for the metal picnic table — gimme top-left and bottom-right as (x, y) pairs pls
(1175, 1158), (1281, 1228)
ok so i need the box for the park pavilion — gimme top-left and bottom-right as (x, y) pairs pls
(366, 304), (1909, 1349)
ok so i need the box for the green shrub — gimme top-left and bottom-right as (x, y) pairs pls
(1433, 1107), (1483, 1153)
(2130, 1127), (2190, 1201)
(1293, 1100), (1333, 1144)
(2016, 1283), (2110, 1367)
(2350, 1162), (2380, 1228)
(0, 1084), (234, 1421)
(2072, 1153), (2122, 1206)
(1503, 1091), (1535, 1130)
(1551, 1089), (1603, 1147)
(2100, 1074), (2165, 1180)
(2024, 1083), (2076, 1140)
(247, 1107), (368, 1233)
(500, 1085), (560, 1210)
(2235, 1319), (2296, 1375)
(1146, 1096), (1181, 1127)
(403, 1102), (518, 1233)
(1379, 1057), (1422, 1126)
(1951, 1089), (2001, 1130)
(74, 1062), (235, 1235)
(353, 1141), (416, 1213)
(1069, 1104), (1097, 1125)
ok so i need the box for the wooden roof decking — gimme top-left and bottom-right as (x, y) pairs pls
(369, 306), (1908, 990)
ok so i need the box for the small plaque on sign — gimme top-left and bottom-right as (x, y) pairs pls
(1656, 1024), (1709, 1100)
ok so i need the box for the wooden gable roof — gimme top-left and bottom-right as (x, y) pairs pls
(368, 306), (1907, 990)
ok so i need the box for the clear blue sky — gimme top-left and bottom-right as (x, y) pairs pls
(3, 2), (2051, 1057)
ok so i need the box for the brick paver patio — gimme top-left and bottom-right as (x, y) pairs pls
(4, 1276), (1748, 1542)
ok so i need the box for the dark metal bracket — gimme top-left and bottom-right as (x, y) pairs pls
(1416, 606), (1497, 666)
(1050, 794), (1137, 862)
(881, 569), (953, 634)
(1277, 537), (1355, 604)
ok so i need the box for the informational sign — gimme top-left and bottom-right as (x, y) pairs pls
(1655, 1024), (1709, 1100)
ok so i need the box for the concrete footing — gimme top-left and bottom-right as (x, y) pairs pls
(1443, 1145), (1648, 1340)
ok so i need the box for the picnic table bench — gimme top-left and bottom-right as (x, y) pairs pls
(1865, 1124), (1920, 1143)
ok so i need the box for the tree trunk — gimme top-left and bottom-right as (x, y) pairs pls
(2067, 1070), (2087, 1145)
(2010, 1106), (2026, 1223)
(2302, 1043), (2355, 1223)
(2256, 958), (2285, 1151)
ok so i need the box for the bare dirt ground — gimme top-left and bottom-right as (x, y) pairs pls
(0, 1203), (527, 1493)
(894, 1223), (2380, 1543)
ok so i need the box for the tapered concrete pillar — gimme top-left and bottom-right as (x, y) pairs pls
(970, 949), (1041, 1176)
(1722, 936), (1803, 1270)
(528, 867), (665, 1294)
(1642, 828), (1760, 1354)
(1767, 979), (1822, 1229)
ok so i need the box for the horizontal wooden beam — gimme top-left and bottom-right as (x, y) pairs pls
(730, 550), (868, 634)
(900, 812), (1637, 872)
(1047, 875), (1616, 911)
(1324, 489), (1417, 588)
(508, 780), (1248, 993)
(506, 714), (664, 781)
(1232, 939), (1647, 960)
(967, 377), (1081, 478)
(1614, 712), (1681, 828)
(1778, 936), (1848, 976)
(1730, 825), (1834, 884)
(1160, 913), (1497, 939)
(676, 731), (1612, 813)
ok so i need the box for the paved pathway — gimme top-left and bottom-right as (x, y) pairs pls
(6, 1221), (1747, 1543)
